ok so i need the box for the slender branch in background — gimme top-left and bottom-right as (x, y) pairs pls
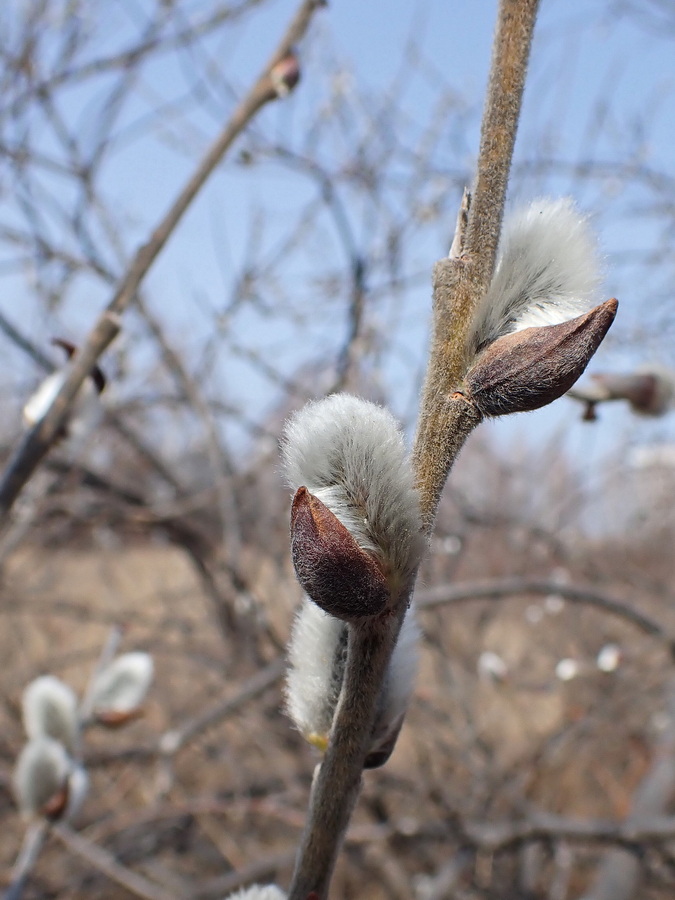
(0, 0), (325, 519)
(464, 810), (675, 853)
(79, 625), (125, 724)
(415, 578), (675, 654)
(0, 311), (54, 372)
(3, 821), (49, 900)
(153, 657), (284, 797)
(52, 824), (177, 900)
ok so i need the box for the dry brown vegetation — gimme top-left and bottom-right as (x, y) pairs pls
(2, 442), (675, 898)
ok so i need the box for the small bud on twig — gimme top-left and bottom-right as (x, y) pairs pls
(465, 298), (618, 417)
(13, 737), (87, 821)
(88, 652), (154, 725)
(470, 198), (602, 352)
(282, 394), (425, 608)
(569, 367), (675, 420)
(22, 338), (107, 448)
(269, 52), (301, 98)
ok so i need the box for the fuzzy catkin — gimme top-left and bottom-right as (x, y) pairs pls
(285, 597), (420, 760)
(285, 599), (347, 743)
(22, 676), (79, 755)
(282, 393), (425, 593)
(225, 885), (286, 900)
(471, 198), (602, 351)
(14, 737), (70, 817)
(89, 652), (154, 713)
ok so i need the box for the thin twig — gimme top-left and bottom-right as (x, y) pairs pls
(158, 656), (285, 757)
(3, 821), (49, 900)
(415, 578), (674, 654)
(52, 823), (179, 900)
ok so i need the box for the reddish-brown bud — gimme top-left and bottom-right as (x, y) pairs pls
(94, 707), (145, 729)
(465, 298), (618, 417)
(269, 53), (301, 98)
(41, 782), (69, 821)
(290, 487), (389, 620)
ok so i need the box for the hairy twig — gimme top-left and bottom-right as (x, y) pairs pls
(0, 0), (325, 519)
(413, 0), (540, 529)
(289, 613), (404, 899)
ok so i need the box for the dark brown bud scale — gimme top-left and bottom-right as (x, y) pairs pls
(52, 336), (107, 394)
(290, 487), (390, 620)
(465, 298), (618, 417)
(364, 711), (405, 769)
(95, 707), (145, 729)
(41, 782), (69, 821)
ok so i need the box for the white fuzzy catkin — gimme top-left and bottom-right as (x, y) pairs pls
(23, 370), (103, 448)
(13, 737), (70, 818)
(224, 886), (286, 900)
(471, 198), (601, 351)
(286, 598), (419, 754)
(22, 675), (79, 754)
(89, 652), (154, 713)
(285, 598), (347, 745)
(282, 393), (425, 593)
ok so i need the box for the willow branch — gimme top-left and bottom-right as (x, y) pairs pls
(288, 614), (402, 900)
(0, 0), (325, 518)
(288, 3), (540, 897)
(3, 821), (49, 900)
(412, 0), (540, 530)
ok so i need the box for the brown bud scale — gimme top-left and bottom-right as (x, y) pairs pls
(290, 487), (389, 620)
(465, 299), (618, 417)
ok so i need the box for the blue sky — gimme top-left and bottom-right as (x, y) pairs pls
(1, 0), (673, 523)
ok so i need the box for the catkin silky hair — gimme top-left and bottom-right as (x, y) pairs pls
(470, 197), (601, 351)
(282, 393), (425, 600)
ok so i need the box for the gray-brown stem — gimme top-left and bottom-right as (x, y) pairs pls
(413, 0), (540, 529)
(288, 610), (403, 900)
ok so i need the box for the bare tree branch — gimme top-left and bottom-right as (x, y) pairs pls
(0, 0), (325, 519)
(415, 577), (675, 654)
